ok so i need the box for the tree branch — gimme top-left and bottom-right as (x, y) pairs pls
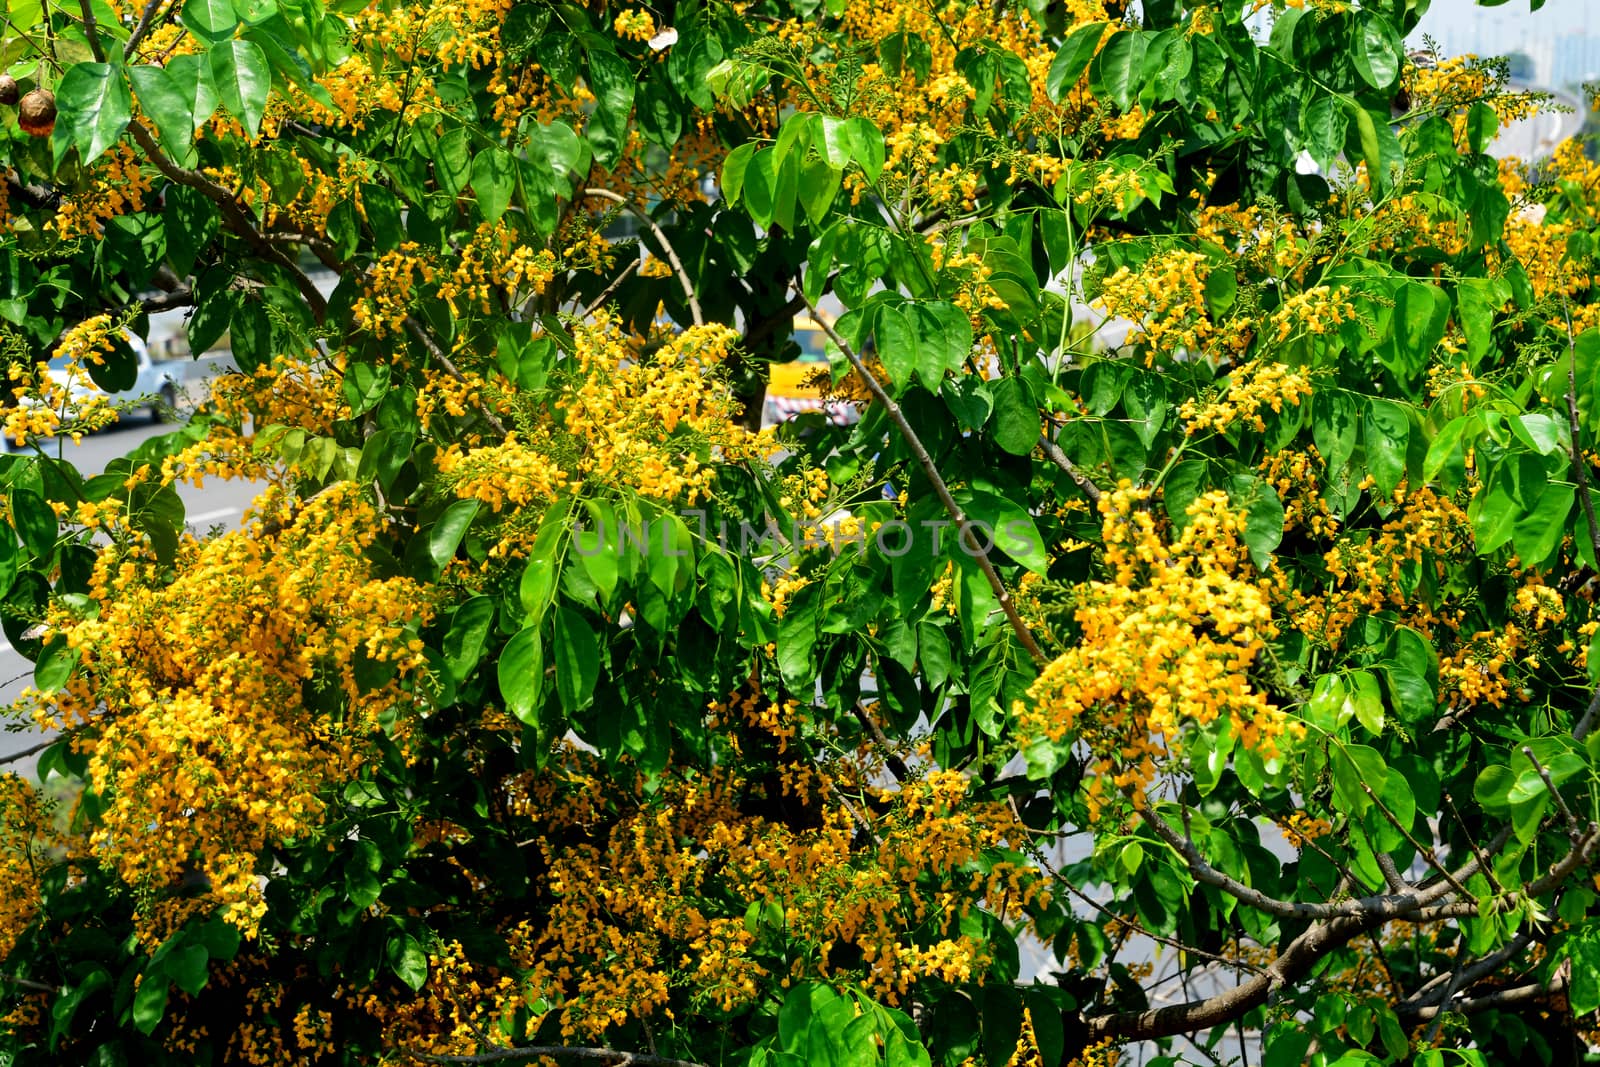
(126, 123), (330, 322)
(403, 316), (509, 438)
(1399, 972), (1568, 1022)
(1038, 434), (1102, 503)
(584, 189), (702, 327)
(802, 296), (1047, 664)
(124, 0), (167, 58)
(405, 1046), (706, 1066)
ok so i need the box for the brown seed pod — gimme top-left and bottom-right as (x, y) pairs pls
(0, 76), (17, 107)
(18, 88), (55, 138)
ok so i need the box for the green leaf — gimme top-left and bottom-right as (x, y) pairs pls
(435, 127), (473, 194)
(843, 118), (885, 183)
(498, 625), (545, 725)
(520, 556), (558, 624)
(386, 933), (428, 992)
(1089, 29), (1147, 112)
(472, 147), (517, 223)
(53, 63), (132, 166)
(210, 39), (272, 137)
(1465, 100), (1498, 153)
(11, 488), (55, 558)
(1227, 474), (1284, 571)
(428, 499), (479, 571)
(1512, 479), (1574, 567)
(798, 156), (842, 228)
(132, 974), (169, 1035)
(874, 305), (918, 392)
(585, 46), (635, 168)
(552, 605), (600, 713)
(342, 362), (391, 416)
(33, 635), (78, 693)
(1474, 763), (1514, 814)
(442, 596), (495, 683)
(1047, 21), (1106, 102)
(1301, 92), (1349, 170)
(1353, 11), (1403, 90)
(1364, 399), (1409, 497)
(721, 142), (756, 204)
(1122, 370), (1167, 450)
(167, 945), (209, 996)
(962, 490), (1048, 573)
(910, 302), (972, 390)
(987, 377), (1040, 456)
(1349, 669), (1384, 735)
(128, 66), (195, 162)
(1331, 743), (1388, 814)
(181, 0), (238, 42)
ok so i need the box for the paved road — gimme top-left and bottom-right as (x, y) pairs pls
(0, 390), (265, 774)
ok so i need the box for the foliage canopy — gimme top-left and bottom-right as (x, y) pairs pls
(0, 0), (1597, 1063)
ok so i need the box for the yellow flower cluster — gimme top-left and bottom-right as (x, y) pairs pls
(0, 776), (57, 962)
(4, 316), (122, 447)
(1292, 487), (1474, 648)
(435, 319), (765, 557)
(613, 10), (655, 41)
(30, 483), (435, 939)
(437, 221), (560, 315)
(1093, 251), (1216, 359)
(1180, 361), (1315, 434)
(1022, 486), (1301, 820)
(1268, 285), (1358, 342)
(354, 243), (437, 337)
(1259, 448), (1339, 537)
(46, 144), (154, 240)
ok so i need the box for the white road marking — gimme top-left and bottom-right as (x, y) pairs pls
(188, 507), (240, 524)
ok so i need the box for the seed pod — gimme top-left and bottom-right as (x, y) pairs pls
(18, 88), (55, 138)
(0, 76), (18, 107)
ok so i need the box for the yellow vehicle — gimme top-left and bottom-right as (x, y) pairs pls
(764, 316), (859, 426)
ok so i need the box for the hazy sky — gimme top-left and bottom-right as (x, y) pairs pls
(1411, 0), (1600, 48)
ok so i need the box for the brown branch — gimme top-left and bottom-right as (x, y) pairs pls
(0, 737), (60, 767)
(850, 701), (910, 782)
(583, 189), (702, 327)
(403, 316), (509, 437)
(124, 0), (166, 58)
(405, 1047), (705, 1067)
(1039, 434), (1102, 503)
(802, 296), (1047, 664)
(1400, 972), (1568, 1022)
(580, 258), (641, 319)
(1398, 931), (1534, 1017)
(127, 123), (330, 322)
(1088, 910), (1382, 1042)
(1562, 295), (1600, 588)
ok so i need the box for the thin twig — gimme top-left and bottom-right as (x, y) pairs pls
(124, 0), (166, 58)
(802, 296), (1047, 664)
(584, 189), (702, 327)
(404, 1047), (706, 1067)
(1523, 745), (1582, 838)
(849, 702), (910, 782)
(0, 737), (59, 767)
(403, 317), (509, 437)
(1039, 434), (1101, 503)
(580, 258), (641, 319)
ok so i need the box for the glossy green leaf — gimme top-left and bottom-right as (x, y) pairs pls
(428, 499), (479, 571)
(553, 605), (600, 713)
(210, 39), (272, 137)
(1047, 21), (1106, 102)
(53, 63), (132, 166)
(498, 624), (545, 725)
